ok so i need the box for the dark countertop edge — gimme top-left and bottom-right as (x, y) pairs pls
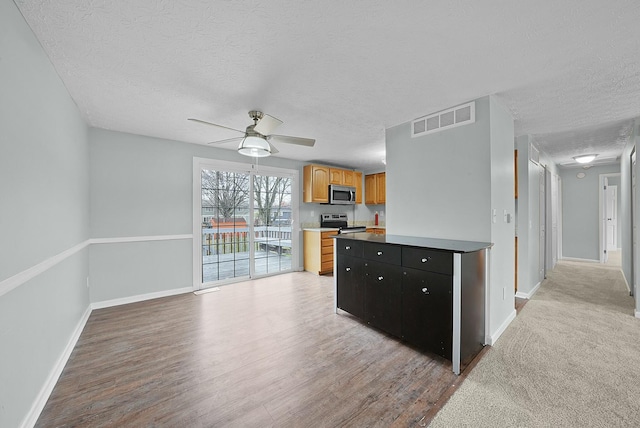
(333, 232), (493, 253)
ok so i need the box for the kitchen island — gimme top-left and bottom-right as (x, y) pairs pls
(333, 232), (492, 374)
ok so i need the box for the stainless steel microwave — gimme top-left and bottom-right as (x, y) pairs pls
(329, 184), (356, 205)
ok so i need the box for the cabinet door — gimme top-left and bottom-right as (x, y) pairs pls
(337, 255), (365, 319)
(401, 267), (452, 359)
(364, 262), (402, 337)
(342, 170), (355, 186)
(364, 174), (376, 204)
(329, 168), (343, 185)
(312, 166), (330, 202)
(376, 173), (386, 204)
(354, 171), (363, 204)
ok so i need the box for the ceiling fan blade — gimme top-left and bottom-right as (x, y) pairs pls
(188, 118), (245, 134)
(269, 134), (315, 147)
(253, 113), (283, 135)
(207, 136), (244, 145)
(267, 141), (280, 154)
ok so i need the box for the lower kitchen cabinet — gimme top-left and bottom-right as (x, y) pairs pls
(401, 267), (452, 359)
(364, 261), (402, 337)
(333, 233), (490, 374)
(336, 255), (365, 319)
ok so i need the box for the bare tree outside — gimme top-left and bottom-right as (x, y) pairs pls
(201, 170), (249, 220)
(253, 175), (291, 226)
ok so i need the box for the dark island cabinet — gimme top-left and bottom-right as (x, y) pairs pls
(333, 233), (490, 374)
(401, 268), (452, 359)
(364, 261), (402, 337)
(336, 255), (365, 319)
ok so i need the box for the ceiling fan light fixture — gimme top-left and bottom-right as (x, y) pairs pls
(573, 154), (597, 164)
(238, 135), (271, 157)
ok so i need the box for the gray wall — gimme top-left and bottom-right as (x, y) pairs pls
(559, 164), (621, 261)
(621, 118), (640, 314)
(385, 95), (515, 342)
(386, 98), (491, 242)
(89, 128), (315, 302)
(515, 136), (561, 297)
(0, 1), (90, 426)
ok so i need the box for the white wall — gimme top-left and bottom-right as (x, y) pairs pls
(385, 95), (515, 343)
(0, 2), (90, 426)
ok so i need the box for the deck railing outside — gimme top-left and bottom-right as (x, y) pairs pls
(202, 226), (292, 255)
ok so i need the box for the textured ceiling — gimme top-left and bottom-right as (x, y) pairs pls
(13, 0), (640, 171)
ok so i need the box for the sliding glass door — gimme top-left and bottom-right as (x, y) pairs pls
(194, 158), (298, 289)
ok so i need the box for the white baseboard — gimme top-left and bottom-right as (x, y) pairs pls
(560, 257), (600, 263)
(21, 306), (92, 428)
(487, 309), (517, 346)
(621, 270), (631, 293)
(91, 286), (194, 310)
(515, 281), (541, 300)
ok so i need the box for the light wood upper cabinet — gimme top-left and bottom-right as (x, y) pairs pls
(304, 164), (363, 203)
(364, 174), (376, 204)
(354, 171), (362, 204)
(329, 168), (344, 185)
(376, 173), (386, 204)
(343, 170), (355, 187)
(365, 172), (386, 204)
(303, 164), (330, 203)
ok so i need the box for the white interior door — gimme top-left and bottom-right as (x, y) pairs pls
(605, 185), (618, 251)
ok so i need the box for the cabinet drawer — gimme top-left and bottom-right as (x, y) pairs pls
(321, 261), (334, 272)
(363, 242), (401, 265)
(337, 240), (363, 256)
(402, 247), (453, 275)
(321, 231), (338, 240)
(321, 253), (333, 264)
(321, 244), (334, 255)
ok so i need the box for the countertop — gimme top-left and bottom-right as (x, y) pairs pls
(303, 228), (339, 232)
(333, 232), (492, 253)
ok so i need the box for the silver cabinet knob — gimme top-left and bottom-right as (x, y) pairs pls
(378, 276), (384, 281)
(421, 257), (431, 263)
(345, 246), (351, 250)
(422, 287), (428, 293)
(346, 267), (351, 272)
(377, 251), (383, 256)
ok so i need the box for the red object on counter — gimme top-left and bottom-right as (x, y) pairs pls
(374, 212), (379, 226)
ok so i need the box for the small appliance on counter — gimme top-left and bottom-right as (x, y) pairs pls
(320, 213), (366, 234)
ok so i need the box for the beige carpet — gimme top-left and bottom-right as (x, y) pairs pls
(429, 260), (640, 427)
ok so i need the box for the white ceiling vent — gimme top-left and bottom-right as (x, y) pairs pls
(412, 101), (475, 137)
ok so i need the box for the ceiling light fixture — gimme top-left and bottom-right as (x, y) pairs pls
(573, 154), (597, 164)
(238, 135), (271, 157)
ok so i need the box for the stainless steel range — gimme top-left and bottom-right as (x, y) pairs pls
(320, 213), (366, 234)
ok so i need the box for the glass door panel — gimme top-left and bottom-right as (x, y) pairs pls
(201, 169), (250, 284)
(253, 174), (292, 276)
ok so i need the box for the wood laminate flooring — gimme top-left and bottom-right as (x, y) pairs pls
(36, 272), (470, 427)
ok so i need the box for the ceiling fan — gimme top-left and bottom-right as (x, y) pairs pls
(188, 110), (315, 157)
